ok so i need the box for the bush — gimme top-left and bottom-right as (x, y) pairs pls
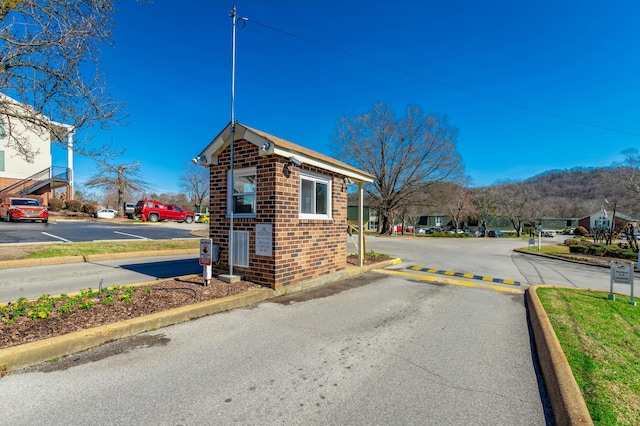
(48, 198), (64, 211)
(569, 245), (589, 254)
(83, 203), (98, 215)
(564, 239), (582, 247)
(573, 226), (589, 237)
(65, 199), (82, 212)
(589, 245), (606, 256)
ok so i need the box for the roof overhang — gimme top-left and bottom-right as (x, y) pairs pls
(197, 122), (374, 184)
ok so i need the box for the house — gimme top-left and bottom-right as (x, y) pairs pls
(578, 211), (637, 233)
(0, 93), (75, 203)
(196, 122), (374, 290)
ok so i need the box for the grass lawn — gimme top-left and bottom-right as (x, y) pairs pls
(537, 287), (640, 425)
(522, 243), (570, 255)
(26, 239), (199, 258)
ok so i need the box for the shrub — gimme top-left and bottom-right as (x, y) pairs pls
(65, 199), (82, 212)
(83, 203), (98, 215)
(564, 239), (582, 247)
(569, 245), (589, 254)
(48, 198), (64, 211)
(622, 249), (637, 260)
(607, 247), (624, 258)
(573, 226), (589, 237)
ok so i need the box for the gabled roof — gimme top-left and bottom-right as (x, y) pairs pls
(578, 211), (636, 221)
(198, 122), (374, 184)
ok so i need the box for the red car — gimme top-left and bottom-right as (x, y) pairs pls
(0, 197), (49, 223)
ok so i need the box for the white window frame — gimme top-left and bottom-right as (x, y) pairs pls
(227, 167), (256, 218)
(299, 171), (332, 220)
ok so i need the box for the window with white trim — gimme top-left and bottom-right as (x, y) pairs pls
(299, 172), (331, 219)
(227, 167), (256, 217)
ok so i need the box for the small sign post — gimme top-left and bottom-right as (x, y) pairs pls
(610, 261), (636, 304)
(537, 225), (542, 251)
(200, 238), (213, 286)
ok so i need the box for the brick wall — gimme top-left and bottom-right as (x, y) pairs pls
(208, 139), (347, 289)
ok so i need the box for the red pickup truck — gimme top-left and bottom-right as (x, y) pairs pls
(133, 200), (195, 223)
(0, 197), (49, 223)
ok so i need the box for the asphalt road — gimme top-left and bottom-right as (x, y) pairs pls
(2, 233), (634, 301)
(0, 219), (204, 244)
(358, 234), (635, 296)
(1, 234), (631, 424)
(0, 272), (550, 425)
(0, 254), (201, 301)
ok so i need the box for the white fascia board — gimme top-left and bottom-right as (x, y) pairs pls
(272, 147), (373, 183)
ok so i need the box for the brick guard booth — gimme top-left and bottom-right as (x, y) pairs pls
(195, 122), (374, 290)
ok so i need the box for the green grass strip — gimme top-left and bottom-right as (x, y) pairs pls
(537, 287), (640, 425)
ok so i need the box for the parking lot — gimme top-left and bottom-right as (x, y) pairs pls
(0, 219), (205, 244)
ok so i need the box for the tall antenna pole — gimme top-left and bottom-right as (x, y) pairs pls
(229, 5), (238, 277)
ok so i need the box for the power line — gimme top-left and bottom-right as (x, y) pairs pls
(247, 19), (640, 138)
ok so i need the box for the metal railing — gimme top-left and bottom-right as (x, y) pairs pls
(0, 167), (70, 196)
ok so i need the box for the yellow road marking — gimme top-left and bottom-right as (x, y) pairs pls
(374, 269), (524, 294)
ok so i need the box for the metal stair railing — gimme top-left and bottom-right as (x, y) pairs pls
(0, 167), (70, 196)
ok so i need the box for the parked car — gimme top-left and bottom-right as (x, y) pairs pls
(449, 229), (464, 234)
(0, 197), (48, 223)
(196, 213), (210, 223)
(123, 202), (135, 219)
(542, 230), (556, 237)
(487, 230), (505, 238)
(415, 227), (427, 234)
(95, 209), (118, 219)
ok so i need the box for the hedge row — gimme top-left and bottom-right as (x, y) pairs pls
(568, 244), (637, 260)
(46, 198), (97, 214)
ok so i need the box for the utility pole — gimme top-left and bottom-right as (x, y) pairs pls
(227, 6), (247, 278)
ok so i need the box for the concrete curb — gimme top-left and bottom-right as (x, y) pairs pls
(0, 257), (400, 373)
(526, 285), (593, 425)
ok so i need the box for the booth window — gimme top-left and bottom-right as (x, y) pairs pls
(299, 172), (331, 219)
(228, 167), (256, 217)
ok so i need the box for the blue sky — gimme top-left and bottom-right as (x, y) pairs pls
(54, 1), (640, 194)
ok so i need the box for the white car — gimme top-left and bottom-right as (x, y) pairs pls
(95, 209), (118, 219)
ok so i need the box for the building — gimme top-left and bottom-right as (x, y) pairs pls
(578, 211), (637, 233)
(0, 93), (75, 203)
(196, 122), (374, 290)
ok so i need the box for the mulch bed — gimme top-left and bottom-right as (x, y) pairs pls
(0, 277), (260, 350)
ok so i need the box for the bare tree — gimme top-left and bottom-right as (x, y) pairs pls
(84, 162), (148, 216)
(471, 187), (499, 237)
(0, 0), (133, 161)
(494, 182), (539, 237)
(332, 103), (465, 234)
(445, 185), (474, 232)
(180, 162), (210, 213)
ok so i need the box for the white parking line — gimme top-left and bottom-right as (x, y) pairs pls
(41, 232), (71, 242)
(113, 231), (150, 240)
